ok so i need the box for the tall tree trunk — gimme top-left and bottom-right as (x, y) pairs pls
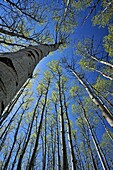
(86, 134), (98, 170)
(96, 111), (113, 142)
(73, 136), (85, 170)
(42, 110), (47, 170)
(58, 75), (68, 170)
(54, 102), (61, 170)
(3, 110), (24, 170)
(94, 130), (111, 170)
(28, 81), (50, 170)
(79, 98), (110, 170)
(17, 94), (42, 170)
(57, 123), (61, 170)
(69, 67), (113, 127)
(85, 117), (108, 170)
(0, 42), (61, 114)
(63, 90), (76, 170)
(11, 141), (21, 170)
(47, 143), (50, 170)
(50, 122), (56, 170)
(52, 130), (57, 170)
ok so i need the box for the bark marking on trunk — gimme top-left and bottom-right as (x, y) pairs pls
(0, 43), (61, 115)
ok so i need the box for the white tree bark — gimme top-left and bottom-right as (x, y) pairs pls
(0, 43), (61, 114)
(90, 55), (113, 68)
(70, 68), (113, 127)
(79, 98), (110, 170)
(85, 66), (113, 81)
(84, 116), (109, 170)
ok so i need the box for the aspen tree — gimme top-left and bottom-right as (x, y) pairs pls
(68, 65), (113, 127)
(0, 42), (62, 115)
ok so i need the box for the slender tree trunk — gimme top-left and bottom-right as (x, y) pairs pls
(63, 90), (76, 170)
(90, 55), (113, 68)
(93, 88), (113, 107)
(54, 102), (61, 170)
(17, 94), (42, 170)
(94, 131), (111, 170)
(0, 101), (23, 140)
(93, 68), (113, 81)
(26, 143), (34, 170)
(53, 130), (57, 170)
(42, 109), (47, 170)
(85, 117), (108, 170)
(96, 111), (113, 142)
(78, 118), (91, 170)
(3, 110), (24, 170)
(69, 67), (113, 127)
(0, 78), (31, 125)
(28, 81), (50, 170)
(87, 135), (98, 170)
(11, 141), (21, 170)
(0, 42), (61, 114)
(83, 139), (91, 170)
(0, 126), (9, 152)
(74, 141), (85, 170)
(58, 75), (68, 170)
(50, 122), (56, 170)
(86, 66), (113, 80)
(79, 98), (110, 170)
(47, 144), (50, 170)
(57, 126), (61, 170)
(4, 0), (41, 23)
(16, 123), (31, 170)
